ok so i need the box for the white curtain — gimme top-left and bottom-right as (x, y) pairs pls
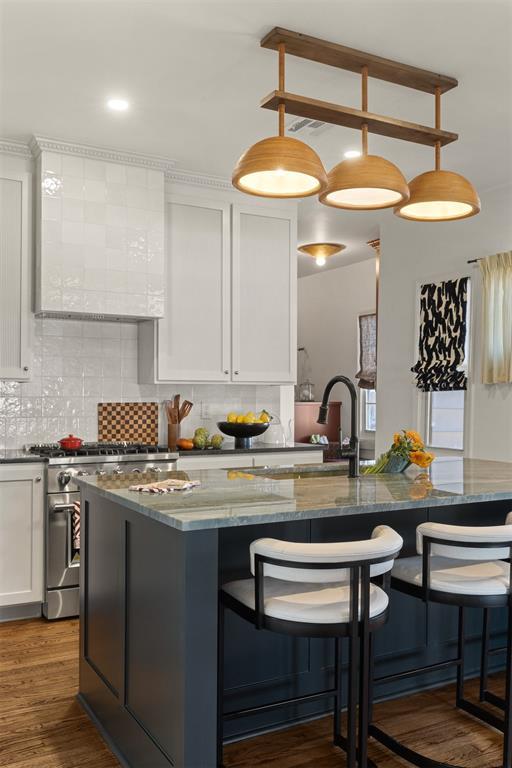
(480, 251), (512, 384)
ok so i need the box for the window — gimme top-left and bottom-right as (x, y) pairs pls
(363, 389), (376, 432)
(423, 279), (471, 452)
(427, 390), (465, 450)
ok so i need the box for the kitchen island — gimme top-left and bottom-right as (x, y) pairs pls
(77, 459), (512, 768)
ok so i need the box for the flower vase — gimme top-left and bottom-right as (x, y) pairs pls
(382, 455), (411, 473)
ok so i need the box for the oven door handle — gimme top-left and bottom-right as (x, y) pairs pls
(50, 503), (77, 514)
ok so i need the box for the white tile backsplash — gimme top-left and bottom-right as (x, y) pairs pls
(0, 317), (281, 450)
(37, 151), (165, 319)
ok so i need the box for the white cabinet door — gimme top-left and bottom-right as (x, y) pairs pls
(0, 464), (44, 607)
(157, 196), (231, 382)
(251, 450), (323, 467)
(231, 204), (297, 384)
(177, 455), (252, 471)
(0, 173), (31, 380)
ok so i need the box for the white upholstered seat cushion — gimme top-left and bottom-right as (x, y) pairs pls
(222, 577), (389, 624)
(392, 556), (511, 596)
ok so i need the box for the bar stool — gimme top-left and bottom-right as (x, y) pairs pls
(217, 525), (403, 768)
(479, 514), (512, 719)
(369, 520), (512, 768)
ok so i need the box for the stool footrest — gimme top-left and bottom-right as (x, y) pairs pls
(482, 690), (506, 710)
(369, 724), (467, 768)
(457, 696), (505, 731)
(374, 657), (461, 686)
(223, 687), (336, 721)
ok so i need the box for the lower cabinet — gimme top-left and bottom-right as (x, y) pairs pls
(0, 464), (44, 608)
(177, 449), (323, 471)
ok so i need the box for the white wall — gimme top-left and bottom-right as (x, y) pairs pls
(376, 183), (512, 460)
(297, 258), (377, 440)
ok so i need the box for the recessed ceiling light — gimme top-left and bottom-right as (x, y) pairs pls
(343, 150), (361, 159)
(107, 98), (129, 112)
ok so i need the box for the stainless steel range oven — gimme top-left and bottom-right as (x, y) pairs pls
(27, 444), (178, 619)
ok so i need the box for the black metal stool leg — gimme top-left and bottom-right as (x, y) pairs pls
(217, 599), (225, 768)
(358, 569), (371, 768)
(456, 607), (465, 707)
(481, 608), (490, 701)
(503, 604), (512, 768)
(333, 636), (342, 744)
(347, 626), (358, 768)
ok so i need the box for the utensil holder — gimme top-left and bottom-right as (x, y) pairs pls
(167, 422), (180, 451)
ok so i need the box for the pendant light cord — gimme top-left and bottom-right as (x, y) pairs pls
(278, 42), (285, 137)
(435, 86), (441, 170)
(361, 65), (369, 155)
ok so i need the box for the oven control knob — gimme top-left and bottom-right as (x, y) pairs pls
(113, 469), (123, 475)
(58, 471), (71, 486)
(95, 470), (106, 476)
(77, 470), (89, 477)
(153, 467), (162, 473)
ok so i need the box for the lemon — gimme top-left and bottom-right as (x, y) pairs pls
(227, 412), (237, 423)
(236, 415), (245, 423)
(259, 410), (270, 423)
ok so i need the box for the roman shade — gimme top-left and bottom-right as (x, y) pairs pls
(479, 252), (512, 384)
(411, 277), (468, 391)
(356, 313), (377, 389)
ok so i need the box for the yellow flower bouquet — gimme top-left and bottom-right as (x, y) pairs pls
(363, 430), (435, 474)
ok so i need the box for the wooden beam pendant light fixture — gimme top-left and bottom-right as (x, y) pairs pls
(319, 65), (410, 210)
(394, 87), (480, 221)
(234, 28), (479, 220)
(232, 43), (327, 198)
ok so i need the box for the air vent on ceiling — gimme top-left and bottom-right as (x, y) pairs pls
(287, 117), (330, 136)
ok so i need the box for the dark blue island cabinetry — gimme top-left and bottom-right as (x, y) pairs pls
(77, 459), (512, 767)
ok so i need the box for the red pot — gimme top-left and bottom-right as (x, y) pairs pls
(58, 434), (83, 451)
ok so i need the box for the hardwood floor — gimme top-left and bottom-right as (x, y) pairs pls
(0, 618), (506, 767)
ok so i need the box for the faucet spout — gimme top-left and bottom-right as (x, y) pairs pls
(317, 375), (360, 478)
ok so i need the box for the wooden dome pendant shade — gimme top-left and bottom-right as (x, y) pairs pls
(394, 88), (480, 221)
(232, 44), (327, 198)
(319, 66), (409, 210)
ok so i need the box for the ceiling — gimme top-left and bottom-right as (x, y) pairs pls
(1, 0), (511, 277)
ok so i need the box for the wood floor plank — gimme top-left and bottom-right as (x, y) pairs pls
(0, 618), (506, 767)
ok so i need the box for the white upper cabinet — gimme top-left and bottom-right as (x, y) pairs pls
(154, 195), (231, 381)
(0, 171), (31, 381)
(139, 193), (297, 385)
(232, 204), (297, 383)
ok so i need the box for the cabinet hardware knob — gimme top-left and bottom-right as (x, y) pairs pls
(234, 371), (239, 375)
(23, 366), (29, 372)
(224, 370), (229, 375)
(35, 476), (41, 482)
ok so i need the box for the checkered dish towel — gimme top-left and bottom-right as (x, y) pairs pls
(72, 501), (81, 550)
(129, 478), (200, 494)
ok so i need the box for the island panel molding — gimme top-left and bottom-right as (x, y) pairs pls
(30, 136), (177, 173)
(260, 27), (458, 94)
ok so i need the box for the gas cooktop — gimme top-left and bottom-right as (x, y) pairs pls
(27, 442), (170, 459)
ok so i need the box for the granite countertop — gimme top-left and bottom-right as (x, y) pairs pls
(177, 442), (324, 457)
(0, 450), (47, 464)
(76, 457), (512, 532)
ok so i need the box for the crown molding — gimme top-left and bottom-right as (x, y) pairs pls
(0, 139), (32, 158)
(29, 135), (177, 173)
(165, 168), (232, 190)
